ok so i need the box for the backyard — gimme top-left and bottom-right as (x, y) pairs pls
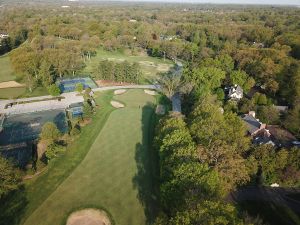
(0, 89), (159, 225)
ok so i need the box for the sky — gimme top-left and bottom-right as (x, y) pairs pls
(100, 0), (300, 6)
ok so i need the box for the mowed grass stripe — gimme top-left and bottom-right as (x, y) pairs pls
(23, 90), (157, 225)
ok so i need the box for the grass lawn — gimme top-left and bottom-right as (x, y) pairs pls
(0, 54), (18, 82)
(17, 89), (158, 225)
(83, 48), (174, 82)
(0, 87), (49, 99)
(0, 87), (27, 99)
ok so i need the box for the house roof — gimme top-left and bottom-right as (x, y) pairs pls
(242, 114), (262, 134)
(229, 85), (243, 98)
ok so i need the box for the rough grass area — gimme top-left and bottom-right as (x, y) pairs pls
(0, 54), (18, 82)
(84, 48), (174, 82)
(13, 89), (158, 225)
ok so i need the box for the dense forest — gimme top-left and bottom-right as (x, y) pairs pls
(0, 1), (300, 224)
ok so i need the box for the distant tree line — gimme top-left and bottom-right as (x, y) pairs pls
(0, 28), (28, 55)
(93, 60), (142, 83)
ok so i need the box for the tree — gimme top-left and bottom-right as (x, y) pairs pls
(184, 66), (225, 97)
(0, 156), (21, 198)
(229, 70), (255, 92)
(257, 106), (280, 124)
(40, 122), (61, 143)
(168, 201), (242, 225)
(157, 71), (190, 100)
(47, 84), (61, 96)
(198, 141), (250, 193)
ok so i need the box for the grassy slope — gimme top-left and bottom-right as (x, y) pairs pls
(0, 54), (17, 82)
(22, 89), (157, 225)
(83, 48), (174, 82)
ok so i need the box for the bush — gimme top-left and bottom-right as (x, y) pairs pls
(75, 83), (84, 93)
(45, 144), (65, 161)
(47, 84), (61, 96)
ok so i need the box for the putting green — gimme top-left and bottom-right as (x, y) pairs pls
(23, 89), (158, 225)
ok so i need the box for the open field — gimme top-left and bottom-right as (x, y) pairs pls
(0, 90), (158, 225)
(84, 48), (174, 82)
(0, 54), (18, 82)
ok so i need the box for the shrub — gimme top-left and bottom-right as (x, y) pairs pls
(75, 83), (84, 93)
(45, 144), (65, 161)
(47, 84), (61, 96)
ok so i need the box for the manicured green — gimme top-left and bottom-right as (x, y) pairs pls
(21, 90), (157, 225)
(84, 48), (174, 82)
(0, 54), (18, 82)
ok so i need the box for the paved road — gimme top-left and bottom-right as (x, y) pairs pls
(0, 85), (159, 115)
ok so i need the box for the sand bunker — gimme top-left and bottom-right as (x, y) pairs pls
(144, 90), (157, 96)
(66, 208), (111, 225)
(111, 101), (124, 108)
(114, 89), (127, 95)
(0, 81), (24, 89)
(156, 105), (165, 115)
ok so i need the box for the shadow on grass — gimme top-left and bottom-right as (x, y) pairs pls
(0, 186), (28, 225)
(132, 103), (160, 224)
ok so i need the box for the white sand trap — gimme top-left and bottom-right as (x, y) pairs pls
(144, 90), (157, 96)
(111, 101), (124, 108)
(156, 105), (165, 115)
(66, 208), (111, 225)
(114, 89), (127, 95)
(0, 81), (25, 89)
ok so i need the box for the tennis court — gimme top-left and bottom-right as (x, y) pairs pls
(57, 77), (98, 93)
(0, 109), (68, 146)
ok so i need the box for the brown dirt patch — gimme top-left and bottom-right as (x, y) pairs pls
(66, 209), (111, 225)
(0, 81), (25, 89)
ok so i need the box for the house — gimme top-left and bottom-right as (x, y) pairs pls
(241, 111), (266, 136)
(228, 85), (243, 100)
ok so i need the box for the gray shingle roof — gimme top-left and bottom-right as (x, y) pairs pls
(242, 114), (261, 135)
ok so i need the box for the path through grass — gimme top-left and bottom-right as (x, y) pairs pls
(22, 89), (158, 225)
